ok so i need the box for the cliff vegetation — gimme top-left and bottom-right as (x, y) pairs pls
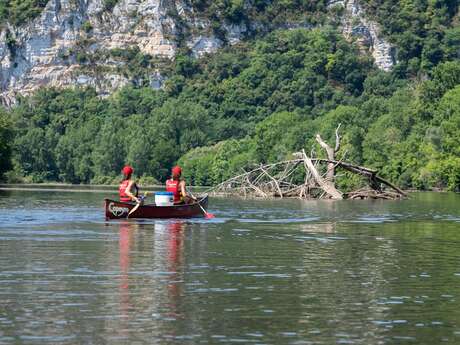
(0, 0), (49, 26)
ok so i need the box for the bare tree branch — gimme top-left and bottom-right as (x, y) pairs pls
(335, 123), (342, 153)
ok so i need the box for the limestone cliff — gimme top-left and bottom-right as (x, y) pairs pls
(0, 0), (393, 105)
(331, 0), (395, 71)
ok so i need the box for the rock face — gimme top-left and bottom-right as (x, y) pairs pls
(0, 0), (394, 105)
(328, 0), (395, 71)
(0, 0), (222, 105)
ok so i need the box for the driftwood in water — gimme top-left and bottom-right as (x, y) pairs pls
(209, 157), (405, 200)
(209, 125), (406, 200)
(297, 149), (343, 200)
(346, 188), (404, 200)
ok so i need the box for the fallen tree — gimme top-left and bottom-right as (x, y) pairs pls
(207, 125), (407, 200)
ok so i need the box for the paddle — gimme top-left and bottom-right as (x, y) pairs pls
(188, 190), (214, 219)
(127, 202), (140, 218)
(127, 192), (147, 218)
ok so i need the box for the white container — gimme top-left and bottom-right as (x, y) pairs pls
(155, 192), (174, 206)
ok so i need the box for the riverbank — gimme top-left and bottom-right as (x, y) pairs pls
(0, 183), (454, 195)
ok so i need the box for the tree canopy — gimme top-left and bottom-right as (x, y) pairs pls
(3, 25), (460, 191)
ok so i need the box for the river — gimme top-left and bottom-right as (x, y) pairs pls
(1, 188), (460, 344)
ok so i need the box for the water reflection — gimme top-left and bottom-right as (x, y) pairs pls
(299, 222), (336, 233)
(117, 220), (187, 328)
(118, 221), (137, 323)
(153, 221), (185, 321)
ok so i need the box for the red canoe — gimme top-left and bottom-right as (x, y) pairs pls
(104, 195), (209, 220)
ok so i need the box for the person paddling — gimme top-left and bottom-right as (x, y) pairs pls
(119, 165), (140, 203)
(166, 166), (191, 204)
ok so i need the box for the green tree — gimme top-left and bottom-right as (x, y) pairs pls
(91, 116), (125, 179)
(0, 109), (13, 180)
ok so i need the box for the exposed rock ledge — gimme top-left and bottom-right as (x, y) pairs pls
(328, 0), (395, 71)
(0, 0), (393, 106)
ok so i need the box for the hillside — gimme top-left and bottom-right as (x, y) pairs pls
(0, 0), (397, 106)
(0, 0), (459, 190)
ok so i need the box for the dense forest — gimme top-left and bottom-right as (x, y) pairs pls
(0, 0), (459, 191)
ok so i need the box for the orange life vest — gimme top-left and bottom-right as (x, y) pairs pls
(119, 180), (138, 202)
(166, 179), (182, 203)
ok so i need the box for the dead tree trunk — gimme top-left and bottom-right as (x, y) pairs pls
(315, 123), (341, 184)
(301, 149), (343, 200)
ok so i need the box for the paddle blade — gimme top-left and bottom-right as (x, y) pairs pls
(204, 212), (215, 219)
(127, 202), (140, 218)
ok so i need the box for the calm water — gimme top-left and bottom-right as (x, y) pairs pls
(1, 189), (460, 344)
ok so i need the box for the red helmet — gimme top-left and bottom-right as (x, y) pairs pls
(122, 165), (134, 176)
(172, 165), (182, 177)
